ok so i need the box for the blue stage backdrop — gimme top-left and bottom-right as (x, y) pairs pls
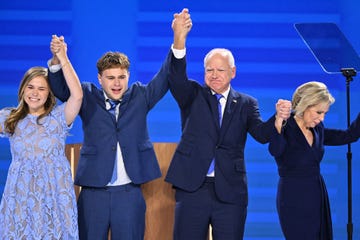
(0, 1), (359, 239)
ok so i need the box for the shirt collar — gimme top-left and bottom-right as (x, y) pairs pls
(211, 86), (230, 101)
(103, 92), (121, 110)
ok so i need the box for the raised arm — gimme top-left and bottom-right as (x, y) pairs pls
(50, 35), (83, 125)
(274, 99), (292, 133)
(168, 8), (198, 108)
(48, 39), (71, 103)
(144, 8), (193, 109)
(172, 8), (192, 50)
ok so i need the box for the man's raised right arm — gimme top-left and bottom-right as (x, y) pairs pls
(47, 37), (71, 102)
(172, 8), (192, 51)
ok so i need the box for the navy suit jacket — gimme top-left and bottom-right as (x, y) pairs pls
(165, 53), (275, 204)
(48, 50), (172, 187)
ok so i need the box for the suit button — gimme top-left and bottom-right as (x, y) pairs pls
(112, 146), (116, 151)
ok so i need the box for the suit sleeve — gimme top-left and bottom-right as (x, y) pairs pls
(168, 51), (197, 109)
(142, 49), (172, 109)
(324, 112), (360, 145)
(247, 97), (275, 144)
(268, 123), (287, 157)
(48, 68), (71, 102)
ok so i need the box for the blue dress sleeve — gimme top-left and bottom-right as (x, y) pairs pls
(0, 108), (12, 138)
(51, 103), (72, 135)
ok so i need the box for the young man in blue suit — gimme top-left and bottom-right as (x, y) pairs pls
(165, 9), (291, 240)
(47, 38), (172, 239)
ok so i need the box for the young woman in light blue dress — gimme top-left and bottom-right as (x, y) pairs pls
(0, 35), (82, 239)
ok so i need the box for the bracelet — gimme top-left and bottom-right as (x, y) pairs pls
(61, 61), (71, 69)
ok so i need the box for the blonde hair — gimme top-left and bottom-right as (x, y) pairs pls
(292, 81), (335, 117)
(4, 66), (56, 135)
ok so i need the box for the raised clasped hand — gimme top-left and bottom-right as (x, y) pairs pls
(172, 8), (192, 36)
(276, 99), (292, 120)
(50, 35), (67, 57)
(50, 35), (68, 65)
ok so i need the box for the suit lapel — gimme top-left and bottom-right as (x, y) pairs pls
(118, 88), (131, 119)
(96, 88), (117, 122)
(95, 88), (107, 110)
(203, 87), (221, 129)
(220, 88), (238, 132)
(288, 117), (311, 147)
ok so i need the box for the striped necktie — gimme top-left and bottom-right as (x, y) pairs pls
(107, 99), (120, 116)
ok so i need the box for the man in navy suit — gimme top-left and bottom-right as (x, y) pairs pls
(47, 37), (172, 238)
(165, 9), (291, 240)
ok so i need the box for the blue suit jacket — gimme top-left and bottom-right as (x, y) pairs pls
(48, 50), (172, 187)
(165, 53), (275, 204)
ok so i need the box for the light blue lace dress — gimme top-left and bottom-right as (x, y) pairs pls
(0, 103), (79, 240)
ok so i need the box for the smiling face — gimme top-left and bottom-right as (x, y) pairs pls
(204, 49), (236, 94)
(23, 75), (50, 115)
(98, 67), (129, 101)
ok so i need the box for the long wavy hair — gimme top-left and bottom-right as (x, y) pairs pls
(4, 66), (56, 135)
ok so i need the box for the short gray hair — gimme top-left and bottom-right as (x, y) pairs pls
(203, 48), (235, 68)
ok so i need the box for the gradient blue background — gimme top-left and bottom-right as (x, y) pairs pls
(1, 1), (359, 239)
